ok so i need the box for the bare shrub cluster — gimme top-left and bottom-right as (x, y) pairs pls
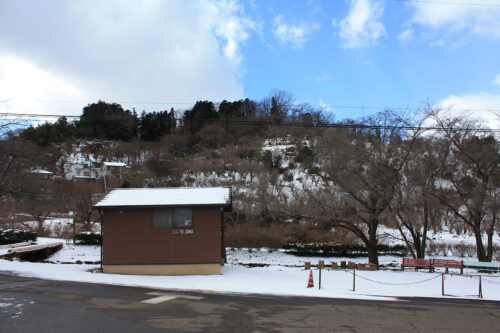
(427, 242), (480, 258)
(225, 223), (354, 249)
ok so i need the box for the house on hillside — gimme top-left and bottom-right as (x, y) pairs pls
(64, 162), (86, 180)
(93, 187), (231, 275)
(64, 162), (102, 180)
(73, 166), (101, 180)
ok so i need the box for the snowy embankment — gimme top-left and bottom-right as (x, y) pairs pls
(1, 238), (499, 302)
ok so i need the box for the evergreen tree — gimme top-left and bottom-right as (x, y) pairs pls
(20, 116), (75, 146)
(77, 101), (138, 141)
(139, 109), (176, 141)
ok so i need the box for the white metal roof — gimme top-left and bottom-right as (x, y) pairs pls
(29, 169), (54, 175)
(93, 187), (231, 208)
(103, 162), (127, 167)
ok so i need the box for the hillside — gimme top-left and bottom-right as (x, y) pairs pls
(1, 100), (499, 264)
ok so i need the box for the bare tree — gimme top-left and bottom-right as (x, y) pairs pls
(68, 182), (102, 232)
(430, 109), (499, 261)
(0, 113), (24, 138)
(305, 110), (424, 265)
(390, 137), (448, 258)
(20, 198), (53, 235)
(14, 177), (66, 236)
(0, 138), (55, 217)
(259, 90), (295, 124)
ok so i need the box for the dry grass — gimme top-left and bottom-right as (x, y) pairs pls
(225, 223), (356, 249)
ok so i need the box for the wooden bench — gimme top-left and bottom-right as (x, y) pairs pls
(432, 259), (463, 274)
(401, 258), (432, 272)
(463, 261), (500, 273)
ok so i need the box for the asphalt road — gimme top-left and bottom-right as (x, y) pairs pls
(0, 272), (499, 332)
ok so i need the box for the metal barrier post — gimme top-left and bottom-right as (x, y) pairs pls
(353, 270), (356, 292)
(479, 275), (483, 298)
(318, 260), (324, 290)
(441, 273), (444, 296)
(319, 267), (321, 290)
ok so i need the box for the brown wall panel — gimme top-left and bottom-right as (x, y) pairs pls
(103, 207), (221, 265)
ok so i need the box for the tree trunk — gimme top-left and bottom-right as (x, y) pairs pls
(394, 214), (416, 258)
(473, 226), (488, 262)
(414, 234), (424, 258)
(367, 217), (379, 266)
(486, 219), (494, 262)
(367, 241), (379, 267)
(419, 194), (430, 259)
(419, 232), (427, 259)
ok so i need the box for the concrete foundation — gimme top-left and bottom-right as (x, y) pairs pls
(102, 263), (221, 275)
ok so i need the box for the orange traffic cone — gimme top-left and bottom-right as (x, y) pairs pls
(307, 269), (314, 288)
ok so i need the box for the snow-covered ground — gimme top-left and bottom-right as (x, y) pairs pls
(1, 238), (499, 302)
(227, 247), (403, 268)
(377, 224), (500, 247)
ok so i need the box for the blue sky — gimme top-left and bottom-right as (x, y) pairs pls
(239, 0), (500, 120)
(0, 0), (499, 123)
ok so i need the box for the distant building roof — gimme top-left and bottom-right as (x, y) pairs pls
(29, 169), (54, 175)
(103, 162), (127, 167)
(93, 187), (231, 208)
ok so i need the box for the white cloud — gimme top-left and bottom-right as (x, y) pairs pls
(272, 15), (319, 49)
(209, 0), (258, 65)
(407, 0), (500, 41)
(0, 56), (85, 117)
(436, 92), (500, 130)
(0, 0), (256, 116)
(338, 0), (386, 49)
(494, 74), (500, 88)
(319, 99), (331, 112)
(397, 28), (414, 42)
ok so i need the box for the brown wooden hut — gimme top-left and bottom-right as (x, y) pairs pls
(93, 187), (231, 275)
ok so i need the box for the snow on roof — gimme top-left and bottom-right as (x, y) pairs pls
(29, 169), (54, 175)
(103, 162), (127, 167)
(94, 187), (231, 208)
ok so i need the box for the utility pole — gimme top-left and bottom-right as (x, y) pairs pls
(103, 165), (108, 192)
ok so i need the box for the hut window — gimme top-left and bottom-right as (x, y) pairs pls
(173, 208), (192, 227)
(152, 208), (192, 228)
(152, 209), (173, 227)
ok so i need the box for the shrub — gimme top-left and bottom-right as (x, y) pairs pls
(282, 243), (408, 257)
(295, 145), (314, 165)
(0, 229), (37, 245)
(225, 224), (286, 248)
(426, 242), (477, 258)
(74, 232), (101, 245)
(225, 223), (353, 248)
(51, 222), (75, 239)
(283, 172), (294, 182)
(454, 242), (476, 258)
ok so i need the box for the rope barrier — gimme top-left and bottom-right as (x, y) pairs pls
(344, 270), (442, 286)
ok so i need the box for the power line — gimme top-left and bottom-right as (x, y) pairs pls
(1, 112), (499, 133)
(191, 117), (500, 132)
(316, 105), (500, 113)
(0, 113), (81, 119)
(392, 0), (500, 7)
(2, 98), (500, 113)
